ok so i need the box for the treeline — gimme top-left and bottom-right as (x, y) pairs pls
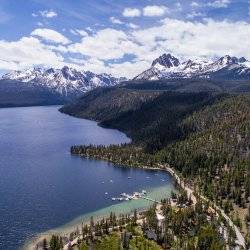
(71, 144), (156, 168)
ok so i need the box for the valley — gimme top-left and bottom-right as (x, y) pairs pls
(1, 52), (250, 250)
(2, 1), (250, 249)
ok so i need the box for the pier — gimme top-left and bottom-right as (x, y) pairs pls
(141, 196), (161, 204)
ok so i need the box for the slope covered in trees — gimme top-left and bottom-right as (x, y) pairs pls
(60, 87), (161, 122)
(66, 90), (250, 239)
(0, 80), (64, 107)
(122, 78), (250, 93)
(100, 91), (225, 152)
(61, 87), (226, 152)
(156, 95), (250, 228)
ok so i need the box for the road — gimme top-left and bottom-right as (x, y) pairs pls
(164, 165), (246, 249)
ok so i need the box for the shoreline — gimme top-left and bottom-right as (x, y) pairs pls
(23, 110), (246, 249)
(23, 168), (175, 250)
(24, 161), (246, 250)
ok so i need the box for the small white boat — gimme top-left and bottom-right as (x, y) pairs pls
(128, 177), (132, 179)
(105, 192), (108, 195)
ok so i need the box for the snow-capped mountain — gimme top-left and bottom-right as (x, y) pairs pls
(134, 54), (250, 81)
(2, 66), (124, 101)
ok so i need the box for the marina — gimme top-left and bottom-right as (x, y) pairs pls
(111, 190), (149, 202)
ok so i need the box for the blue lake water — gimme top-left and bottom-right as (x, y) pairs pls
(0, 106), (175, 250)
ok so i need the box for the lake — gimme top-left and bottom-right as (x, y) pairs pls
(0, 106), (175, 250)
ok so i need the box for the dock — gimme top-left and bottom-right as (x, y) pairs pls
(141, 196), (161, 204)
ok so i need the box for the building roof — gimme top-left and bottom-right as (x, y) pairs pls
(156, 213), (165, 221)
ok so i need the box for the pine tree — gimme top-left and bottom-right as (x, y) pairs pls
(42, 238), (48, 250)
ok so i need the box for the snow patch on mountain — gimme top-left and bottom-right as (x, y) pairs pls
(2, 66), (125, 100)
(134, 54), (250, 80)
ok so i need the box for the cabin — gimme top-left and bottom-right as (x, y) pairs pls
(145, 229), (157, 241)
(156, 213), (165, 227)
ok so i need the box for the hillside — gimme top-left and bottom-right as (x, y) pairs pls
(0, 80), (63, 107)
(155, 96), (250, 232)
(122, 78), (250, 94)
(60, 87), (161, 122)
(60, 81), (230, 151)
(100, 91), (224, 152)
(64, 85), (250, 239)
(60, 77), (250, 126)
(157, 94), (249, 178)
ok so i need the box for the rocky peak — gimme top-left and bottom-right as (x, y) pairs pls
(218, 55), (243, 66)
(152, 53), (180, 68)
(239, 57), (247, 63)
(134, 53), (250, 81)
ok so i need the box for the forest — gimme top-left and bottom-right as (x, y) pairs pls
(62, 82), (250, 247)
(42, 190), (233, 250)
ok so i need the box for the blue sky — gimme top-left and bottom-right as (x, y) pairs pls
(0, 0), (249, 77)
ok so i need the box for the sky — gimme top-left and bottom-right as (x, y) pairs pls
(0, 0), (250, 78)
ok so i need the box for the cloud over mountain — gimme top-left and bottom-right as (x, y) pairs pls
(0, 0), (249, 78)
(31, 28), (71, 44)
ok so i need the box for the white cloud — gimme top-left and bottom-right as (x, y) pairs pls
(207, 0), (231, 8)
(175, 2), (183, 11)
(31, 28), (71, 44)
(127, 23), (139, 29)
(107, 60), (149, 78)
(76, 29), (89, 37)
(68, 28), (129, 60)
(70, 29), (88, 37)
(86, 27), (94, 33)
(110, 16), (124, 24)
(143, 5), (168, 17)
(123, 8), (141, 17)
(2, 18), (250, 79)
(0, 37), (64, 70)
(132, 18), (250, 60)
(191, 1), (200, 7)
(70, 29), (78, 35)
(187, 11), (204, 19)
(60, 19), (250, 78)
(39, 10), (57, 18)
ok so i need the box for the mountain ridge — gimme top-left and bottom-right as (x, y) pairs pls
(1, 66), (124, 102)
(134, 54), (250, 81)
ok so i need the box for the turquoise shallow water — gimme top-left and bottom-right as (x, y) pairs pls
(0, 106), (175, 250)
(24, 183), (174, 249)
(52, 181), (174, 231)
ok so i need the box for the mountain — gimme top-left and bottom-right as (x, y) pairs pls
(0, 79), (63, 108)
(134, 54), (250, 81)
(60, 87), (161, 122)
(60, 81), (228, 151)
(1, 66), (124, 102)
